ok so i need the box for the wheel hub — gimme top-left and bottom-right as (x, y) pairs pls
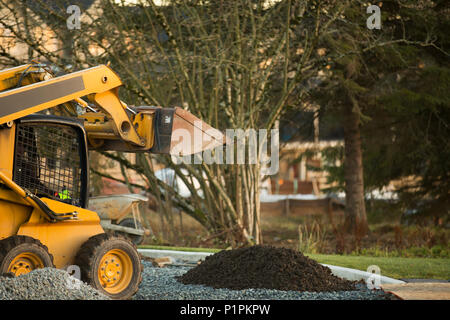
(8, 253), (44, 276)
(98, 249), (132, 294)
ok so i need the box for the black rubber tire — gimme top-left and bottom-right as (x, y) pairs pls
(74, 233), (142, 300)
(117, 218), (144, 245)
(0, 235), (54, 275)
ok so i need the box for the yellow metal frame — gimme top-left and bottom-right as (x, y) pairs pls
(0, 64), (44, 90)
(0, 64), (157, 270)
(0, 124), (15, 179)
(0, 64), (154, 150)
(17, 198), (104, 268)
(0, 188), (32, 240)
(0, 170), (104, 268)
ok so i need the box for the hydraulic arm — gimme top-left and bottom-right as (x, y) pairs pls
(0, 63), (224, 154)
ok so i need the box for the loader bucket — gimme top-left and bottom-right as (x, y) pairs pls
(150, 107), (225, 156)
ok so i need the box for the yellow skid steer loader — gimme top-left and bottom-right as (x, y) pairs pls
(0, 63), (224, 299)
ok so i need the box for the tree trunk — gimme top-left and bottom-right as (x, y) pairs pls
(343, 104), (369, 237)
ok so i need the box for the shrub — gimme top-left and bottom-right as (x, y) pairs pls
(406, 246), (430, 258)
(430, 245), (449, 258)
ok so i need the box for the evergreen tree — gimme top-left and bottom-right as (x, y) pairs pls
(314, 0), (449, 231)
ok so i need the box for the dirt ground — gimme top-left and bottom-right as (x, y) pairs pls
(178, 245), (357, 292)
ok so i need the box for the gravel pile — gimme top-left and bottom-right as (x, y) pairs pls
(133, 261), (396, 300)
(178, 245), (357, 292)
(0, 257), (397, 300)
(0, 268), (110, 300)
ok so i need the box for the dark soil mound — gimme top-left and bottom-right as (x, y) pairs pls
(178, 245), (357, 292)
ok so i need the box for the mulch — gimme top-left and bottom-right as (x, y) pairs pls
(177, 245), (357, 292)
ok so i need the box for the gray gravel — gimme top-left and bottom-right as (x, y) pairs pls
(0, 268), (110, 300)
(133, 261), (396, 300)
(0, 261), (396, 300)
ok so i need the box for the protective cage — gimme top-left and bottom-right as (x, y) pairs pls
(13, 117), (88, 208)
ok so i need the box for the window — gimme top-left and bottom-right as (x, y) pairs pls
(14, 123), (84, 207)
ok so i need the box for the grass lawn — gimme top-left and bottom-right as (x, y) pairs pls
(306, 253), (450, 280)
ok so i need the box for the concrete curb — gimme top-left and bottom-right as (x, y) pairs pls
(139, 248), (213, 263)
(138, 249), (405, 285)
(322, 264), (405, 285)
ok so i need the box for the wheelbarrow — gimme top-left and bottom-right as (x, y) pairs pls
(88, 194), (152, 245)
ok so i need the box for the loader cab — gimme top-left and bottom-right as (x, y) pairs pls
(13, 115), (89, 208)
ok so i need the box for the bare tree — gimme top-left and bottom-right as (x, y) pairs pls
(0, 0), (348, 245)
